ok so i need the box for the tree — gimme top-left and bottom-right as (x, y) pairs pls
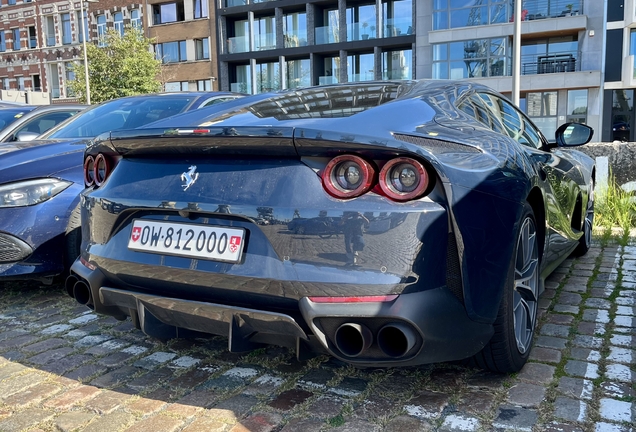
(68, 27), (162, 104)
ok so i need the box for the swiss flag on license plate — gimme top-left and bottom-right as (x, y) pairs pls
(229, 236), (241, 253)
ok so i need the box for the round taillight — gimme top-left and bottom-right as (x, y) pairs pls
(379, 157), (429, 202)
(84, 155), (95, 187)
(93, 154), (109, 187)
(323, 155), (375, 199)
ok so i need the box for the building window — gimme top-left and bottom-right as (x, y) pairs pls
(195, 38), (209, 60)
(283, 12), (307, 47)
(194, 0), (208, 19)
(46, 16), (56, 46)
(228, 20), (249, 54)
(346, 3), (376, 42)
(76, 11), (89, 43)
(131, 10), (141, 29)
(382, 48), (412, 79)
(383, 0), (412, 37)
(567, 89), (587, 124)
(196, 79), (210, 91)
(256, 61), (280, 93)
(12, 28), (20, 51)
(525, 91), (558, 139)
(521, 36), (578, 75)
(62, 13), (72, 45)
(155, 41), (187, 63)
(316, 9), (340, 45)
(65, 62), (76, 96)
(320, 56), (341, 85)
(347, 52), (375, 82)
(50, 64), (60, 98)
(152, 2), (185, 25)
(32, 74), (41, 91)
(433, 38), (509, 79)
(231, 64), (252, 93)
(165, 81), (189, 91)
(286, 58), (310, 89)
(1, 77), (9, 90)
(97, 15), (107, 46)
(0, 32), (5, 53)
(114, 12), (124, 36)
(8, 0), (16, 5)
(28, 26), (37, 48)
(433, 0), (509, 30)
(254, 16), (276, 51)
(17, 76), (25, 91)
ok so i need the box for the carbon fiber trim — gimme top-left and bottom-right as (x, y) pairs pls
(446, 233), (463, 304)
(393, 133), (481, 154)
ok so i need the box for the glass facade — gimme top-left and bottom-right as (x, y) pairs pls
(284, 12), (307, 47)
(526, 91), (558, 139)
(433, 38), (508, 79)
(346, 3), (377, 42)
(254, 16), (276, 51)
(383, 0), (412, 37)
(256, 62), (280, 93)
(286, 58), (311, 89)
(567, 89), (587, 124)
(231, 64), (252, 94)
(347, 52), (375, 82)
(433, 0), (510, 30)
(382, 49), (412, 79)
(521, 36), (578, 75)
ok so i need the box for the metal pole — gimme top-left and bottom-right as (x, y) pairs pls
(511, 0), (521, 106)
(80, 1), (91, 104)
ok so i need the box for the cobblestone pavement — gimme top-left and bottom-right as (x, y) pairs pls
(0, 244), (634, 432)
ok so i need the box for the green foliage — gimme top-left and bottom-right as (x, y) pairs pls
(595, 174), (636, 234)
(68, 27), (162, 104)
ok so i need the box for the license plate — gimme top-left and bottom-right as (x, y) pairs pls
(128, 219), (245, 263)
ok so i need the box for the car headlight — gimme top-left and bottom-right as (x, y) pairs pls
(0, 179), (72, 208)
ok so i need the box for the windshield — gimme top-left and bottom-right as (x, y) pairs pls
(0, 107), (36, 131)
(41, 96), (197, 139)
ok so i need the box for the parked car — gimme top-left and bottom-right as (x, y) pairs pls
(0, 104), (86, 142)
(0, 106), (36, 132)
(0, 92), (244, 282)
(68, 81), (595, 372)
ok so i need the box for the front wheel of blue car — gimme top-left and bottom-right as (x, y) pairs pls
(473, 203), (540, 373)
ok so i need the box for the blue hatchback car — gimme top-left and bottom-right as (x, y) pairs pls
(0, 92), (244, 282)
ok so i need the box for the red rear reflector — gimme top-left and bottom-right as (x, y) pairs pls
(307, 295), (398, 303)
(80, 257), (96, 271)
(193, 129), (210, 134)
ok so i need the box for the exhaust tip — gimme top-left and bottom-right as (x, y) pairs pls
(334, 323), (372, 357)
(377, 323), (416, 358)
(64, 275), (79, 298)
(73, 281), (93, 306)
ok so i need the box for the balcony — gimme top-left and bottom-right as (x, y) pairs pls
(227, 36), (249, 54)
(347, 22), (377, 41)
(315, 25), (340, 45)
(521, 51), (580, 75)
(384, 17), (412, 37)
(254, 33), (276, 51)
(284, 30), (307, 48)
(515, 0), (583, 22)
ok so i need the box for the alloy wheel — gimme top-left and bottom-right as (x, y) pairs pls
(513, 217), (539, 354)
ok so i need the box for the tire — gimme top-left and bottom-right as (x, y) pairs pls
(472, 202), (540, 373)
(571, 179), (594, 257)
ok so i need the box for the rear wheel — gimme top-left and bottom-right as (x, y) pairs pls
(473, 203), (540, 373)
(571, 179), (594, 257)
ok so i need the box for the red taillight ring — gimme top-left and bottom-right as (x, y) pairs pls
(93, 153), (109, 187)
(379, 157), (429, 202)
(323, 154), (375, 199)
(83, 155), (95, 187)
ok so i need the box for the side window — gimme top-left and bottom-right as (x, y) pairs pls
(470, 94), (505, 134)
(495, 96), (543, 149)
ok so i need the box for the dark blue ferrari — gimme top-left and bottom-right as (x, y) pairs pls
(0, 92), (244, 282)
(68, 81), (595, 372)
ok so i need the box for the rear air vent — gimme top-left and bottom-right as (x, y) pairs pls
(393, 133), (480, 153)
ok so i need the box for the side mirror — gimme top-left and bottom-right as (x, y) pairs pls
(553, 123), (594, 147)
(16, 131), (41, 142)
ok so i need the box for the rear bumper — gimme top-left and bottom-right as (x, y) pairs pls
(69, 260), (493, 367)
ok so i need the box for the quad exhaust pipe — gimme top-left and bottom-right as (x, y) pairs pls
(377, 323), (417, 358)
(334, 323), (373, 357)
(64, 275), (79, 298)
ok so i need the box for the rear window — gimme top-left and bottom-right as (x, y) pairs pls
(42, 97), (195, 139)
(0, 108), (36, 131)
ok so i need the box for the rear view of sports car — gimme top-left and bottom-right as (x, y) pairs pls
(68, 81), (595, 372)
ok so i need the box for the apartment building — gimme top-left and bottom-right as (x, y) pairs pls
(603, 0), (636, 142)
(216, 0), (604, 138)
(145, 0), (218, 91)
(0, 0), (142, 102)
